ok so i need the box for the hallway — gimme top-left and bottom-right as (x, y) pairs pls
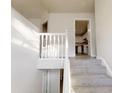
(70, 56), (112, 93)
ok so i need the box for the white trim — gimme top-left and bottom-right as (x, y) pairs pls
(37, 60), (64, 69)
(63, 59), (71, 93)
(96, 56), (112, 77)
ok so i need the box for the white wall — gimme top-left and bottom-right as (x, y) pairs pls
(95, 0), (112, 70)
(48, 70), (60, 93)
(28, 18), (42, 32)
(27, 9), (49, 33)
(48, 13), (96, 57)
(27, 8), (49, 33)
(12, 8), (60, 93)
(40, 10), (49, 24)
(11, 8), (43, 93)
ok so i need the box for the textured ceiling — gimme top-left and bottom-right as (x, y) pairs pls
(12, 0), (94, 18)
(40, 0), (94, 13)
(75, 21), (89, 36)
(12, 0), (47, 18)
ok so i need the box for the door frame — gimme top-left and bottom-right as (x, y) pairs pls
(74, 18), (93, 56)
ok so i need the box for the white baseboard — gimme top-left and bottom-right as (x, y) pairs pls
(91, 54), (96, 58)
(96, 56), (112, 77)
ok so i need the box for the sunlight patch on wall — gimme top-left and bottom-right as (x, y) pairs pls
(11, 37), (38, 53)
(12, 18), (38, 41)
(11, 17), (40, 53)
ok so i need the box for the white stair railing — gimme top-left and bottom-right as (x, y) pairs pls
(39, 30), (71, 93)
(39, 33), (67, 59)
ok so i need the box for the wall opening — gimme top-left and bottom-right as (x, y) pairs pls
(42, 21), (48, 33)
(75, 20), (89, 57)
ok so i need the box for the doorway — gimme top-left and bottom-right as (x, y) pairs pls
(42, 21), (48, 33)
(75, 20), (90, 57)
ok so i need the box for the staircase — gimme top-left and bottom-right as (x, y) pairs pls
(70, 56), (112, 93)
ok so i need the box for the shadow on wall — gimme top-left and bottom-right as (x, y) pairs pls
(11, 8), (43, 93)
(11, 16), (40, 53)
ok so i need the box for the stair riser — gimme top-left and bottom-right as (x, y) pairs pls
(71, 69), (107, 74)
(71, 72), (106, 76)
(72, 87), (112, 93)
(71, 66), (106, 69)
(72, 79), (112, 87)
(71, 63), (102, 67)
(72, 74), (111, 78)
(72, 75), (112, 86)
(70, 60), (102, 63)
